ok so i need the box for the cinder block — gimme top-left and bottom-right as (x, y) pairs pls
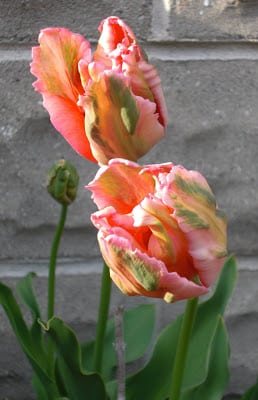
(151, 0), (258, 41)
(0, 0), (152, 44)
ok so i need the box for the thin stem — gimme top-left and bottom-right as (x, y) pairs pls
(47, 204), (67, 320)
(47, 204), (67, 371)
(114, 305), (126, 400)
(93, 261), (112, 373)
(170, 297), (198, 400)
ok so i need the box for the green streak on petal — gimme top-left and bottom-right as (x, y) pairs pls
(174, 174), (216, 207)
(215, 209), (227, 221)
(216, 249), (228, 258)
(108, 76), (139, 135)
(175, 205), (209, 229)
(112, 245), (159, 291)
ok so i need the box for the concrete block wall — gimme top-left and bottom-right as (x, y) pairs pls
(0, 1), (258, 398)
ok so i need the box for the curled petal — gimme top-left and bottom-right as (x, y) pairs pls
(31, 27), (95, 161)
(159, 165), (227, 286)
(87, 158), (155, 212)
(94, 16), (136, 67)
(80, 72), (165, 164)
(122, 54), (168, 127)
(98, 228), (208, 302)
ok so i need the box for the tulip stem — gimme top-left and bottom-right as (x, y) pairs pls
(47, 204), (68, 321)
(93, 261), (112, 374)
(170, 296), (198, 400)
(47, 204), (67, 370)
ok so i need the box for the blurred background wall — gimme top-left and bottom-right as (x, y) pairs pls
(0, 1), (258, 398)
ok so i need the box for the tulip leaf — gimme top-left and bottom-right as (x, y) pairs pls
(241, 381), (258, 400)
(126, 255), (237, 400)
(42, 316), (108, 400)
(182, 316), (229, 400)
(16, 272), (43, 343)
(81, 304), (156, 381)
(16, 272), (41, 319)
(0, 282), (59, 399)
(16, 272), (51, 398)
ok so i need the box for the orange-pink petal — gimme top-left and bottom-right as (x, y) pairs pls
(31, 27), (96, 161)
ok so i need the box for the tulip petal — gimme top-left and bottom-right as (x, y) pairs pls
(81, 72), (164, 164)
(80, 72), (142, 163)
(31, 27), (95, 160)
(94, 16), (136, 67)
(160, 166), (227, 286)
(137, 60), (168, 127)
(87, 158), (155, 212)
(133, 196), (196, 279)
(123, 54), (168, 127)
(98, 228), (208, 302)
(133, 96), (165, 152)
(95, 15), (168, 128)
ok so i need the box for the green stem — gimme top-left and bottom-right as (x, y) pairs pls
(170, 296), (199, 400)
(47, 204), (67, 371)
(47, 204), (67, 320)
(93, 261), (112, 373)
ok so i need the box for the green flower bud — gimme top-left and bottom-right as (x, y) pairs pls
(47, 159), (79, 206)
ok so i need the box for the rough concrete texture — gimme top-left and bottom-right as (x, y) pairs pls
(1, 0), (258, 398)
(151, 0), (258, 41)
(0, 1), (151, 44)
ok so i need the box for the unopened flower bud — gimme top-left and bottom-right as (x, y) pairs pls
(47, 159), (79, 206)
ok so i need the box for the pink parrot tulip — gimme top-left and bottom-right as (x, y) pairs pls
(31, 17), (167, 164)
(87, 159), (227, 302)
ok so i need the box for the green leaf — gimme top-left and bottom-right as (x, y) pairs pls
(241, 381), (258, 400)
(16, 271), (50, 395)
(0, 282), (59, 399)
(16, 272), (41, 319)
(182, 317), (229, 400)
(81, 304), (156, 381)
(42, 317), (108, 400)
(32, 374), (49, 400)
(16, 272), (44, 350)
(125, 255), (237, 400)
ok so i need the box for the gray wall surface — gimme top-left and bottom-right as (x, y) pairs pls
(0, 1), (258, 399)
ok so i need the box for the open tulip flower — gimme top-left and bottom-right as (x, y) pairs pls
(31, 16), (167, 164)
(87, 158), (227, 302)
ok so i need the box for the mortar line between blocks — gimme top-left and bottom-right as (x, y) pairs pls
(0, 256), (258, 278)
(0, 42), (258, 62)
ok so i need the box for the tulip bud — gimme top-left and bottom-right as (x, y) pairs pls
(47, 159), (79, 206)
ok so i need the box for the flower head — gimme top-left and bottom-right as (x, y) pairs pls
(87, 159), (227, 302)
(30, 17), (167, 164)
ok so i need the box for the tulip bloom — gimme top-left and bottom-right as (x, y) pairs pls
(31, 17), (167, 164)
(87, 159), (227, 302)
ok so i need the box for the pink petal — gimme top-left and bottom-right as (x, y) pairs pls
(97, 228), (208, 302)
(31, 27), (96, 161)
(132, 96), (165, 155)
(40, 94), (95, 159)
(86, 158), (155, 212)
(159, 165), (227, 285)
(94, 16), (136, 66)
